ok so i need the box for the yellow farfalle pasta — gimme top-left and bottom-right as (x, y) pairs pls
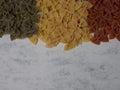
(29, 34), (38, 45)
(36, 0), (92, 50)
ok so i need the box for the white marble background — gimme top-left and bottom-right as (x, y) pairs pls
(0, 35), (120, 90)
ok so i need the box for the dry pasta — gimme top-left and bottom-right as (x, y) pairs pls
(29, 34), (38, 45)
(0, 0), (39, 40)
(87, 0), (120, 44)
(36, 0), (92, 50)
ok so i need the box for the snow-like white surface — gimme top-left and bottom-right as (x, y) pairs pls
(0, 35), (120, 90)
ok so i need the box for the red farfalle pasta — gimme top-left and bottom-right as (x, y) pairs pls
(87, 0), (120, 44)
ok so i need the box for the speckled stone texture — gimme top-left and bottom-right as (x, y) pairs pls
(0, 35), (120, 90)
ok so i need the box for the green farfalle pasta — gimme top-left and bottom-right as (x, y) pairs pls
(0, 0), (39, 40)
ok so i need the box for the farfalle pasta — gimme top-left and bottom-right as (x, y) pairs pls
(0, 0), (39, 40)
(87, 0), (120, 44)
(36, 0), (92, 50)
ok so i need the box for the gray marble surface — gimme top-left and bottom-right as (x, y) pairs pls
(0, 35), (120, 90)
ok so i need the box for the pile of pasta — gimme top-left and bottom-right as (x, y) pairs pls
(0, 0), (120, 50)
(87, 0), (120, 44)
(0, 0), (39, 40)
(30, 0), (92, 50)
